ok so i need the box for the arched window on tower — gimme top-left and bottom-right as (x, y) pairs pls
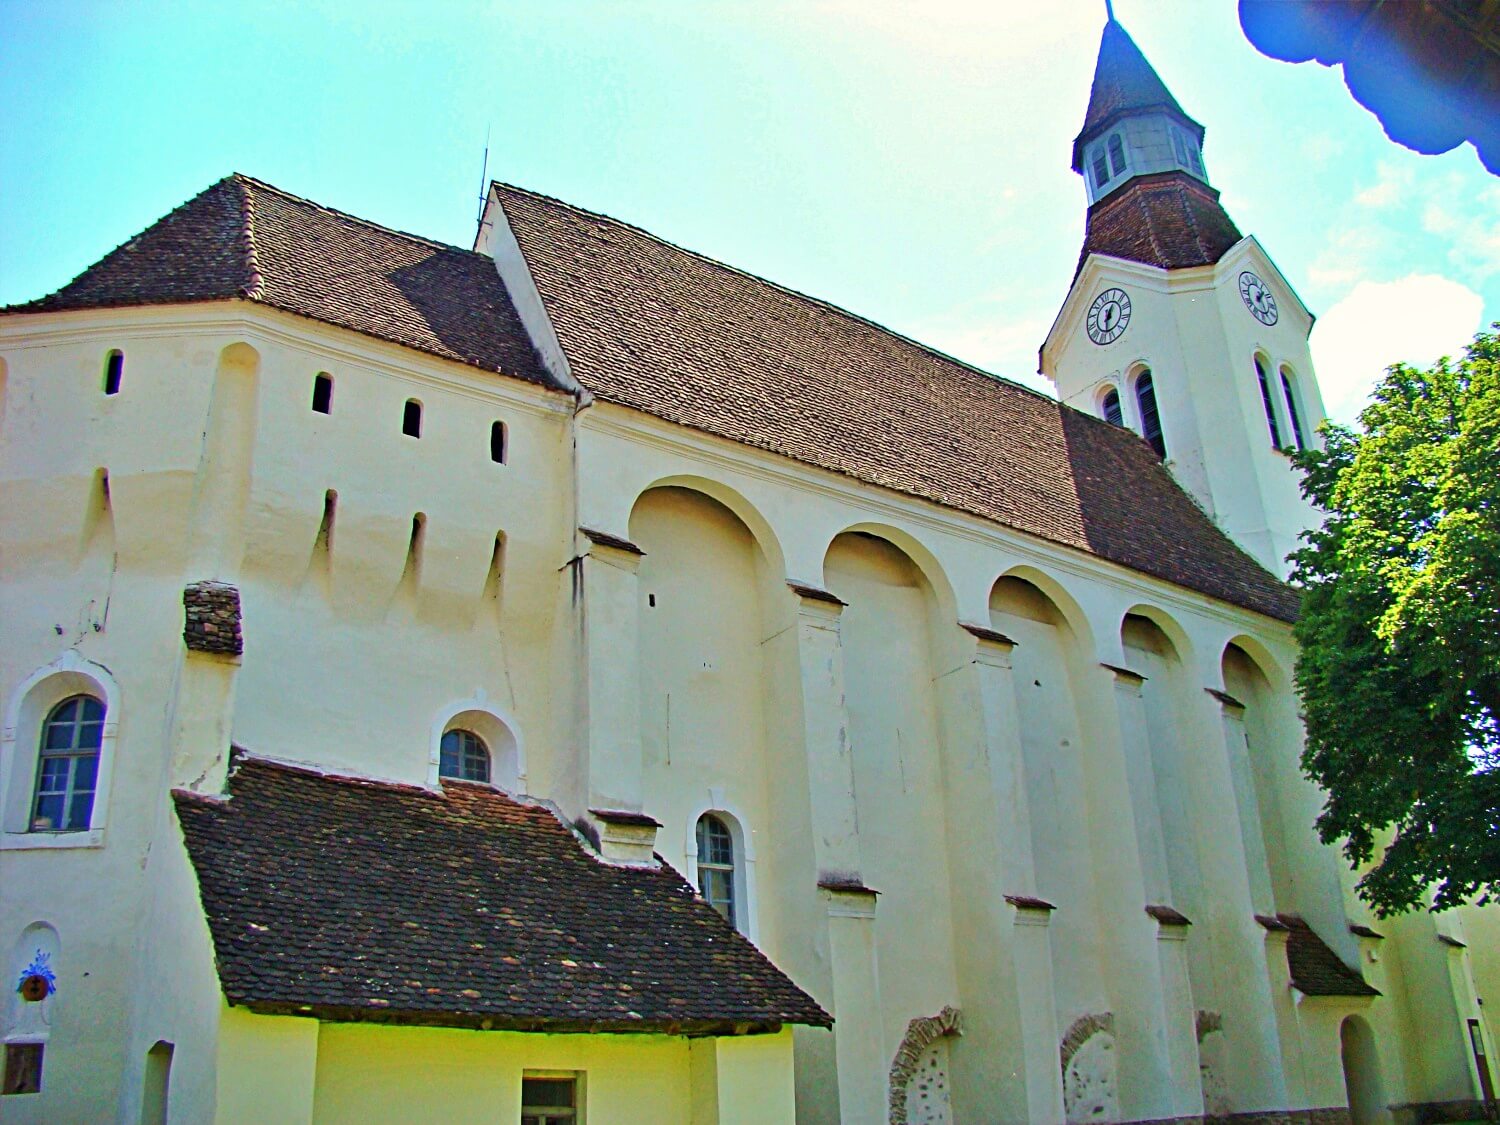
(1101, 387), (1124, 428)
(695, 814), (736, 927)
(1280, 366), (1308, 451)
(1254, 356), (1285, 448)
(1107, 132), (1127, 178)
(1091, 145), (1110, 191)
(1134, 370), (1165, 458)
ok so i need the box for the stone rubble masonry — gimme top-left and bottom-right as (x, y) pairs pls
(183, 581), (244, 657)
(887, 1005), (962, 1125)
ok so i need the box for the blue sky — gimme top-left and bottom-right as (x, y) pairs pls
(3, 0), (1496, 422)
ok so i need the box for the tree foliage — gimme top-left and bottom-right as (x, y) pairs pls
(1290, 326), (1500, 915)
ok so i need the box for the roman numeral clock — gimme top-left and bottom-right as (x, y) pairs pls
(1086, 287), (1131, 345)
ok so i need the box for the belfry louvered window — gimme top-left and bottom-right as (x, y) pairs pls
(1255, 357), (1284, 448)
(1107, 133), (1127, 177)
(1135, 371), (1165, 458)
(1281, 367), (1307, 451)
(1092, 147), (1110, 190)
(1102, 388), (1124, 427)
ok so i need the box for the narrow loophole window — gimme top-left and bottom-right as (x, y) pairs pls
(403, 399), (422, 438)
(490, 420), (507, 464)
(103, 351), (124, 396)
(312, 373), (333, 414)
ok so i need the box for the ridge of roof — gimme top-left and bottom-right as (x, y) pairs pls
(7, 173), (558, 390)
(236, 176), (264, 301)
(496, 181), (1300, 623)
(489, 181), (1063, 410)
(232, 172), (491, 261)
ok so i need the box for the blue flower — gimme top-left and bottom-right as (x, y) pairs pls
(17, 950), (56, 996)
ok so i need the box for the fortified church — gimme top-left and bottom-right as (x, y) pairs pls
(1, 14), (1496, 1125)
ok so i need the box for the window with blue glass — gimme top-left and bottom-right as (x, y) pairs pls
(440, 729), (491, 783)
(32, 696), (104, 832)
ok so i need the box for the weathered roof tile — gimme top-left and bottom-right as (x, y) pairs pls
(174, 758), (830, 1033)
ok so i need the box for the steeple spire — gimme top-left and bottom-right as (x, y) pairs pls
(1067, 15), (1241, 274)
(1072, 18), (1201, 175)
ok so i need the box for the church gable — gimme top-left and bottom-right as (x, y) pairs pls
(10, 174), (558, 392)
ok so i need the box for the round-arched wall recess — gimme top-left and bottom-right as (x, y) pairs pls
(629, 474), (788, 581)
(1221, 633), (1291, 695)
(992, 565), (1099, 657)
(824, 521), (959, 622)
(1120, 603), (1194, 668)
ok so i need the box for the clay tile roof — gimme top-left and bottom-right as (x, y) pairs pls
(495, 184), (1298, 622)
(1077, 171), (1243, 278)
(1276, 914), (1380, 998)
(7, 175), (555, 391)
(173, 758), (829, 1033)
(1073, 20), (1203, 170)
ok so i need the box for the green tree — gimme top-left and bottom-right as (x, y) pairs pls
(1291, 326), (1500, 915)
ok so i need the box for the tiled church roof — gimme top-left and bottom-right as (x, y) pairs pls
(5, 175), (1299, 621)
(173, 758), (830, 1033)
(9, 175), (555, 390)
(1077, 171), (1243, 276)
(1073, 19), (1203, 171)
(495, 183), (1299, 622)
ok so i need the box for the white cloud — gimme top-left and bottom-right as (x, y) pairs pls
(1309, 275), (1483, 426)
(1352, 161), (1411, 209)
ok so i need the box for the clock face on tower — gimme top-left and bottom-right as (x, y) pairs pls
(1086, 288), (1131, 345)
(1238, 271), (1279, 326)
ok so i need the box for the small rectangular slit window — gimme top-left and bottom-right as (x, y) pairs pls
(521, 1074), (578, 1124)
(2, 1042), (43, 1096)
(103, 351), (124, 395)
(403, 399), (422, 438)
(491, 420), (507, 464)
(312, 373), (333, 414)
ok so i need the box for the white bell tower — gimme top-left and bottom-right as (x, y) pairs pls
(1040, 16), (1328, 579)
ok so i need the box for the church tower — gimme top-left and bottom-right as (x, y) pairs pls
(1041, 15), (1328, 578)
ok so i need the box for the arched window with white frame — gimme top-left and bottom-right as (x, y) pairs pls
(430, 700), (524, 793)
(31, 696), (104, 832)
(2, 654), (121, 846)
(695, 813), (736, 927)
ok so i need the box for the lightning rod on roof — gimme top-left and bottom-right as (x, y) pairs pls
(475, 125), (491, 232)
(1105, 0), (1115, 20)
